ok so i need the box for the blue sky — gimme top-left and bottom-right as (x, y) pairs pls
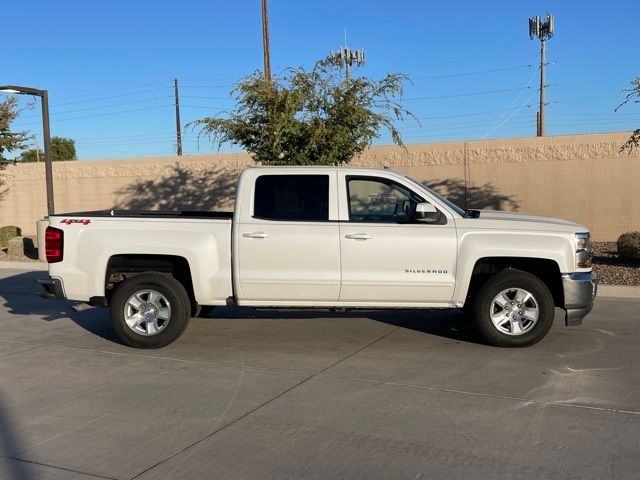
(2, 0), (639, 159)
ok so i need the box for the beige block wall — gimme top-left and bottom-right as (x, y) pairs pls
(1, 132), (638, 241)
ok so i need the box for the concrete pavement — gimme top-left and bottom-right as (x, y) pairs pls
(0, 267), (638, 479)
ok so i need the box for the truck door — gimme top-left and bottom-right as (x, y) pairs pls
(235, 172), (341, 304)
(338, 174), (457, 305)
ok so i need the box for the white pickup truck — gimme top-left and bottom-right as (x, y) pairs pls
(39, 166), (597, 348)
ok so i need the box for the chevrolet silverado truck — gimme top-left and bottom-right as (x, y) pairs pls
(38, 166), (597, 348)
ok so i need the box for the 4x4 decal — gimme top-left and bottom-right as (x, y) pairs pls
(60, 218), (91, 225)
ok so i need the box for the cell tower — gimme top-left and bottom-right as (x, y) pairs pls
(329, 30), (366, 83)
(529, 13), (554, 137)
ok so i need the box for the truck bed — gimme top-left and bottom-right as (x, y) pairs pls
(47, 210), (234, 305)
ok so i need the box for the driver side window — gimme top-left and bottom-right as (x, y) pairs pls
(347, 176), (424, 223)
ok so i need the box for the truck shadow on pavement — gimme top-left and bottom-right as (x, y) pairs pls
(197, 307), (484, 345)
(0, 271), (484, 347)
(0, 270), (121, 344)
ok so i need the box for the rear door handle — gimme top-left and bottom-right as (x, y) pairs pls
(344, 233), (372, 240)
(242, 231), (270, 239)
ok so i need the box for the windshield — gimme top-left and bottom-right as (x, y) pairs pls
(402, 175), (467, 217)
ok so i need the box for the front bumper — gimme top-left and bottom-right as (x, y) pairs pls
(38, 277), (66, 300)
(562, 272), (597, 326)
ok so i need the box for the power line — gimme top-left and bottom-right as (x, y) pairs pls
(411, 64), (533, 80)
(481, 70), (539, 138)
(405, 86), (536, 101)
(52, 87), (173, 107)
(51, 81), (170, 100)
(400, 116), (534, 132)
(14, 104), (174, 126)
(180, 84), (234, 88)
(181, 95), (234, 100)
(415, 106), (537, 120)
(180, 104), (228, 111)
(20, 96), (173, 118)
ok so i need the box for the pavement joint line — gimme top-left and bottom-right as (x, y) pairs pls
(17, 361), (202, 456)
(0, 345), (44, 361)
(0, 336), (315, 375)
(318, 374), (640, 417)
(42, 342), (314, 376)
(128, 326), (401, 480)
(1, 327), (639, 416)
(0, 455), (117, 480)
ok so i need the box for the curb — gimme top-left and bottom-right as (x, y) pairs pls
(0, 261), (48, 271)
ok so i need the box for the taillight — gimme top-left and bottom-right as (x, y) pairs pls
(45, 226), (63, 263)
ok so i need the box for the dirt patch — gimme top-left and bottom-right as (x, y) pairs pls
(592, 242), (640, 286)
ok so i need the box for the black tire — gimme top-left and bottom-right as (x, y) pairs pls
(110, 274), (191, 348)
(473, 268), (555, 347)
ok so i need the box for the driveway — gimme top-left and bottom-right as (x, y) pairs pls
(0, 267), (638, 479)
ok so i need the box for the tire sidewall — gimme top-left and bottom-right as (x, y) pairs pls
(473, 269), (555, 347)
(110, 274), (190, 348)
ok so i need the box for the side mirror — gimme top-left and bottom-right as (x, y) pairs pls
(414, 203), (440, 223)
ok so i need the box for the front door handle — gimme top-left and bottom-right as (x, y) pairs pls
(242, 231), (270, 239)
(344, 233), (372, 240)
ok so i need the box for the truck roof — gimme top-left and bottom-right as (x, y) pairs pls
(246, 165), (403, 174)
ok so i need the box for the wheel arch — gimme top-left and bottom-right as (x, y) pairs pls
(104, 254), (196, 306)
(462, 256), (564, 308)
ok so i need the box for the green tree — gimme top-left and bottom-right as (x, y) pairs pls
(0, 97), (29, 171)
(191, 56), (416, 165)
(19, 136), (77, 162)
(617, 77), (640, 151)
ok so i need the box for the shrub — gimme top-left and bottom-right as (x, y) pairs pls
(617, 232), (640, 261)
(0, 225), (21, 248)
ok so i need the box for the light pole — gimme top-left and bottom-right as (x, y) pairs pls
(0, 85), (54, 216)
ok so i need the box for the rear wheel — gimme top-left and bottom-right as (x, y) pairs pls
(110, 274), (191, 348)
(473, 269), (555, 347)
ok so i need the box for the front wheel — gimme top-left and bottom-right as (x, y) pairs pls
(473, 269), (555, 347)
(110, 274), (191, 348)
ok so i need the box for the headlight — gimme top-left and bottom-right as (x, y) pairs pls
(575, 232), (592, 268)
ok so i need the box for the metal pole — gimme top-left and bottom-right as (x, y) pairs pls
(174, 78), (182, 156)
(261, 0), (271, 81)
(41, 90), (54, 216)
(539, 37), (546, 137)
(345, 59), (350, 85)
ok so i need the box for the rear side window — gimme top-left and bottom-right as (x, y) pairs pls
(254, 175), (329, 221)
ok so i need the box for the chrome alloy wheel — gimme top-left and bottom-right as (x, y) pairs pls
(489, 288), (539, 336)
(124, 289), (171, 336)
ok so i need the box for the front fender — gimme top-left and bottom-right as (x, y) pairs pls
(452, 230), (575, 305)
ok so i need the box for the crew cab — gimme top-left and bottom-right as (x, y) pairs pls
(39, 166), (597, 348)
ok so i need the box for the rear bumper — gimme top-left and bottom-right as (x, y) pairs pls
(562, 273), (597, 326)
(38, 277), (66, 300)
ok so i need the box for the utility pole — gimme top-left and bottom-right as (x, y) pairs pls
(529, 13), (554, 137)
(261, 0), (271, 81)
(174, 78), (182, 156)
